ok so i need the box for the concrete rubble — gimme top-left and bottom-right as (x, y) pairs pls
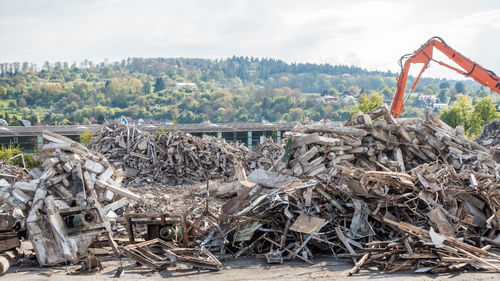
(476, 118), (500, 148)
(0, 104), (498, 276)
(278, 106), (497, 177)
(0, 131), (143, 267)
(476, 118), (500, 163)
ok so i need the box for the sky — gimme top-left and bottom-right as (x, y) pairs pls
(1, 0), (500, 79)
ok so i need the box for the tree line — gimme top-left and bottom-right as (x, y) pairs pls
(0, 57), (497, 125)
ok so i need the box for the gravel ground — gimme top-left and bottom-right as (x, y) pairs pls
(4, 256), (498, 281)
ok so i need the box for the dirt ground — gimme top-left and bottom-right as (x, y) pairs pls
(5, 256), (498, 281)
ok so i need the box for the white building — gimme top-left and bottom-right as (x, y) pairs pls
(175, 82), (198, 90)
(433, 103), (448, 110)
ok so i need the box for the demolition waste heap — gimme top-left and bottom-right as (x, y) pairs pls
(0, 104), (499, 276)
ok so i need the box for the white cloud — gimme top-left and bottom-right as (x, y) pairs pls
(0, 0), (499, 79)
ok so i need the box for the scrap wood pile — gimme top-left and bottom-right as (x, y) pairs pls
(90, 121), (254, 185)
(84, 106), (499, 274)
(153, 131), (250, 184)
(246, 136), (283, 171)
(89, 121), (158, 182)
(192, 105), (500, 274)
(340, 163), (500, 273)
(278, 105), (497, 177)
(202, 163), (500, 274)
(0, 130), (142, 267)
(89, 121), (158, 185)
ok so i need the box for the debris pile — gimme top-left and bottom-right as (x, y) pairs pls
(0, 162), (28, 274)
(0, 162), (32, 213)
(89, 121), (158, 184)
(122, 238), (222, 271)
(0, 160), (28, 185)
(279, 106), (497, 177)
(152, 131), (249, 184)
(87, 107), (499, 274)
(91, 121), (252, 185)
(203, 159), (500, 273)
(341, 162), (499, 273)
(197, 106), (500, 274)
(1, 131), (142, 266)
(0, 105), (499, 277)
(247, 136), (283, 171)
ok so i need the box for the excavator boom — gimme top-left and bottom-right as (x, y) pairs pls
(390, 36), (500, 117)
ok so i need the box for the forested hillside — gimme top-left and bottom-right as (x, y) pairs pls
(0, 57), (495, 125)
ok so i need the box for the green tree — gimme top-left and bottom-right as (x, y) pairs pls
(154, 77), (166, 92)
(346, 85), (361, 95)
(327, 88), (339, 96)
(472, 97), (499, 123)
(135, 95), (148, 107)
(476, 88), (489, 98)
(440, 94), (472, 129)
(425, 84), (439, 95)
(439, 81), (450, 89)
(79, 129), (95, 146)
(439, 94), (498, 136)
(437, 89), (448, 103)
(63, 101), (79, 114)
(469, 97), (500, 135)
(8, 115), (19, 126)
(143, 80), (152, 94)
(29, 114), (38, 125)
(379, 86), (393, 100)
(337, 84), (346, 94)
(350, 93), (383, 114)
(286, 107), (305, 121)
(455, 81), (465, 94)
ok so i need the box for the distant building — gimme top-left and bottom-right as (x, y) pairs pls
(433, 103), (449, 110)
(414, 94), (437, 108)
(175, 82), (198, 90)
(107, 117), (163, 125)
(339, 95), (357, 104)
(316, 95), (337, 102)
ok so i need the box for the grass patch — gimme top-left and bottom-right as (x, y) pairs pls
(79, 129), (95, 146)
(0, 99), (15, 107)
(0, 145), (41, 169)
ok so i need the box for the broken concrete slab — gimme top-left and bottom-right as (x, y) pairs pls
(83, 160), (105, 174)
(247, 168), (299, 188)
(97, 180), (141, 201)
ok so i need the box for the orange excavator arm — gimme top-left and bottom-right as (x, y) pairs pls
(390, 36), (500, 117)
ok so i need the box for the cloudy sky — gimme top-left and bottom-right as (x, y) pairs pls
(1, 0), (499, 78)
